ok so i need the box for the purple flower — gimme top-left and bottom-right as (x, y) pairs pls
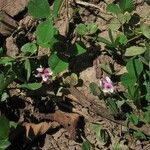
(99, 76), (114, 93)
(35, 66), (53, 83)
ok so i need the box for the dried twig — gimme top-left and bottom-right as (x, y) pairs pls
(68, 86), (150, 136)
(74, 0), (111, 15)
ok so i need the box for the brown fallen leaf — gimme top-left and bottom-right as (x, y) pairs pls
(21, 110), (80, 140)
(9, 121), (60, 148)
(51, 111), (80, 139)
(36, 110), (81, 140)
(23, 122), (51, 139)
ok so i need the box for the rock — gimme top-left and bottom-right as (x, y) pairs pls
(6, 36), (19, 57)
(0, 11), (18, 36)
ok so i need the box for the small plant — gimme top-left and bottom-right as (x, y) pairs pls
(87, 0), (150, 145)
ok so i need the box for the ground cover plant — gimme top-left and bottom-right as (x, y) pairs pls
(0, 0), (150, 149)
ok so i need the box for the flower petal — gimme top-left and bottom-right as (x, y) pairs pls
(105, 76), (112, 83)
(37, 66), (44, 73)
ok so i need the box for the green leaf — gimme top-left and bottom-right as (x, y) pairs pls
(0, 47), (3, 56)
(89, 82), (101, 96)
(117, 13), (126, 24)
(76, 23), (98, 35)
(18, 83), (42, 90)
(91, 123), (109, 145)
(125, 46), (145, 56)
(0, 116), (9, 140)
(0, 139), (11, 150)
(126, 59), (143, 77)
(86, 23), (98, 34)
(82, 141), (91, 150)
(109, 18), (121, 31)
(144, 107), (150, 123)
(63, 73), (78, 86)
(9, 121), (17, 129)
(106, 4), (121, 14)
(21, 43), (37, 54)
(5, 71), (15, 88)
(113, 144), (122, 150)
(124, 12), (132, 22)
(107, 98), (119, 115)
(0, 57), (14, 65)
(24, 59), (31, 81)
(28, 0), (50, 18)
(36, 19), (58, 48)
(53, 0), (64, 18)
(121, 59), (143, 94)
(133, 131), (146, 140)
(48, 52), (68, 74)
(119, 0), (134, 13)
(115, 34), (128, 45)
(101, 63), (113, 75)
(145, 81), (150, 101)
(75, 42), (86, 55)
(0, 74), (5, 95)
(97, 37), (112, 47)
(144, 43), (150, 64)
(127, 113), (139, 126)
(76, 24), (87, 36)
(0, 92), (9, 102)
(121, 73), (136, 87)
(140, 22), (150, 39)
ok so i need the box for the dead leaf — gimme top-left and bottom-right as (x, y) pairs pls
(23, 122), (51, 139)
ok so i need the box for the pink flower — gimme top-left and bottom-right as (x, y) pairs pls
(35, 66), (53, 83)
(99, 76), (114, 93)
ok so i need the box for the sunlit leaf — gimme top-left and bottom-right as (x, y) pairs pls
(0, 139), (11, 149)
(125, 46), (145, 56)
(91, 123), (109, 145)
(76, 24), (87, 35)
(53, 0), (64, 18)
(36, 19), (58, 48)
(28, 0), (50, 18)
(0, 92), (9, 102)
(109, 18), (121, 31)
(106, 4), (121, 14)
(140, 22), (150, 39)
(86, 23), (98, 34)
(21, 43), (37, 54)
(48, 52), (68, 74)
(126, 59), (143, 77)
(0, 57), (14, 65)
(119, 0), (134, 13)
(75, 41), (87, 55)
(18, 83), (42, 90)
(127, 113), (139, 126)
(24, 59), (31, 81)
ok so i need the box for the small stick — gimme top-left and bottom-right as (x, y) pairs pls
(74, 0), (111, 15)
(68, 86), (150, 136)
